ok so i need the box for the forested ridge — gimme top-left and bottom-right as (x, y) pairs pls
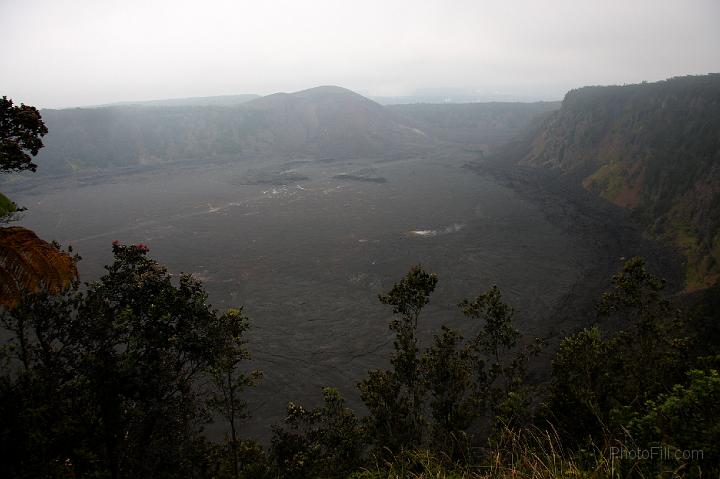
(519, 74), (720, 290)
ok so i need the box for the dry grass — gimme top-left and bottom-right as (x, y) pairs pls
(350, 427), (663, 479)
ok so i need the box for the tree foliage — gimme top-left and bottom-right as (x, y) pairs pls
(628, 369), (720, 477)
(359, 266), (438, 452)
(0, 243), (257, 478)
(544, 257), (719, 477)
(546, 258), (683, 441)
(0, 226), (78, 308)
(1, 244), (718, 477)
(208, 308), (262, 479)
(460, 286), (543, 430)
(0, 96), (47, 173)
(0, 97), (75, 309)
(359, 266), (541, 462)
(271, 387), (365, 479)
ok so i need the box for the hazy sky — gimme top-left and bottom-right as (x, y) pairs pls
(2, 0), (719, 108)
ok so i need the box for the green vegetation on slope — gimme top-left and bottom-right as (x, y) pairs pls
(521, 74), (720, 289)
(0, 191), (16, 217)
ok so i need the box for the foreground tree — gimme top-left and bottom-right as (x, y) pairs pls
(0, 96), (47, 173)
(359, 265), (437, 453)
(0, 227), (78, 308)
(0, 97), (76, 306)
(422, 325), (476, 457)
(545, 257), (688, 446)
(358, 266), (541, 463)
(628, 369), (720, 477)
(271, 387), (364, 479)
(209, 308), (262, 479)
(460, 286), (544, 431)
(0, 243), (257, 478)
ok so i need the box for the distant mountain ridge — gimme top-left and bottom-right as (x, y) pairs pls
(517, 74), (720, 289)
(31, 86), (431, 173)
(27, 86), (556, 175)
(94, 94), (261, 108)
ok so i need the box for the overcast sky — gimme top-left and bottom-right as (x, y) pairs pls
(2, 0), (719, 108)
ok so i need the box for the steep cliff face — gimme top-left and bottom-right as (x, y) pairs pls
(521, 74), (720, 289)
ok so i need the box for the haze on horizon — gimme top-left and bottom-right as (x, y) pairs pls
(2, 0), (719, 109)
